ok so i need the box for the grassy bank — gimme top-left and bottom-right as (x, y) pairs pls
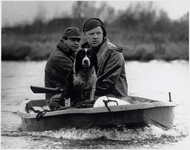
(2, 33), (58, 61)
(2, 31), (189, 61)
(121, 41), (189, 61)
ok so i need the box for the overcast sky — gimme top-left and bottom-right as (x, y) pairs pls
(1, 1), (190, 27)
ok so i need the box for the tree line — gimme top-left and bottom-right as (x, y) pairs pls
(3, 1), (189, 41)
(2, 1), (189, 61)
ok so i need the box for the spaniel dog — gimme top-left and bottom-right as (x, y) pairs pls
(71, 48), (98, 105)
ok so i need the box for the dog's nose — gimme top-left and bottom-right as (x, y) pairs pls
(82, 58), (90, 67)
(84, 60), (88, 64)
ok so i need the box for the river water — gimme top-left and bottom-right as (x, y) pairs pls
(1, 60), (189, 149)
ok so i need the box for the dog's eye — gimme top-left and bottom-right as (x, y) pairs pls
(88, 53), (92, 57)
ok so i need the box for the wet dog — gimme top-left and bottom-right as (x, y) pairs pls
(71, 48), (98, 104)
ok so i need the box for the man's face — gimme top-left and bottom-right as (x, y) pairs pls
(84, 26), (104, 49)
(64, 38), (81, 53)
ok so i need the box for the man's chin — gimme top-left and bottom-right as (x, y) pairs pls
(71, 48), (78, 53)
(91, 43), (99, 48)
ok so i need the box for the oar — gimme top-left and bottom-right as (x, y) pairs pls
(31, 64), (121, 93)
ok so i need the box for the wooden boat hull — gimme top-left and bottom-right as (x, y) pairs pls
(17, 96), (176, 131)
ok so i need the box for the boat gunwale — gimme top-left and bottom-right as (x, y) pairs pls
(17, 99), (177, 119)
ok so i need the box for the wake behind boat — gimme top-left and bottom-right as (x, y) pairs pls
(17, 95), (176, 131)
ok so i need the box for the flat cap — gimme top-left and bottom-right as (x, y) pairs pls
(62, 27), (81, 39)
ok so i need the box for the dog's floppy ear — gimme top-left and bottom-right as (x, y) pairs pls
(94, 56), (98, 74)
(91, 49), (98, 73)
(75, 49), (83, 74)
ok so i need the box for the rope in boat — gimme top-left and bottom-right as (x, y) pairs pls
(35, 100), (96, 121)
(34, 98), (119, 122)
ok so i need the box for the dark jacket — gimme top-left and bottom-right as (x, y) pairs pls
(82, 38), (128, 98)
(45, 39), (74, 101)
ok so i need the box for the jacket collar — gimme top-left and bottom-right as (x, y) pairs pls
(57, 39), (76, 58)
(81, 38), (123, 67)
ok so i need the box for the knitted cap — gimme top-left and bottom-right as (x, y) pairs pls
(83, 18), (106, 37)
(62, 27), (81, 39)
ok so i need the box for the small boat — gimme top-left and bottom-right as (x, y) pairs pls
(17, 95), (176, 131)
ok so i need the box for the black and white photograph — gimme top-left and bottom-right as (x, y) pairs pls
(1, 1), (189, 149)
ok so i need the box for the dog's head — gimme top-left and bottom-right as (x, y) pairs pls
(75, 48), (98, 74)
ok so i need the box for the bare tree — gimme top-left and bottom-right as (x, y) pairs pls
(71, 1), (115, 22)
(97, 2), (115, 23)
(34, 2), (46, 23)
(71, 1), (97, 18)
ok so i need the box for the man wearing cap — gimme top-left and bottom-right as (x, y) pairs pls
(45, 27), (81, 110)
(82, 18), (128, 98)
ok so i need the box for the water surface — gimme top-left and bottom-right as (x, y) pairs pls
(1, 60), (189, 148)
